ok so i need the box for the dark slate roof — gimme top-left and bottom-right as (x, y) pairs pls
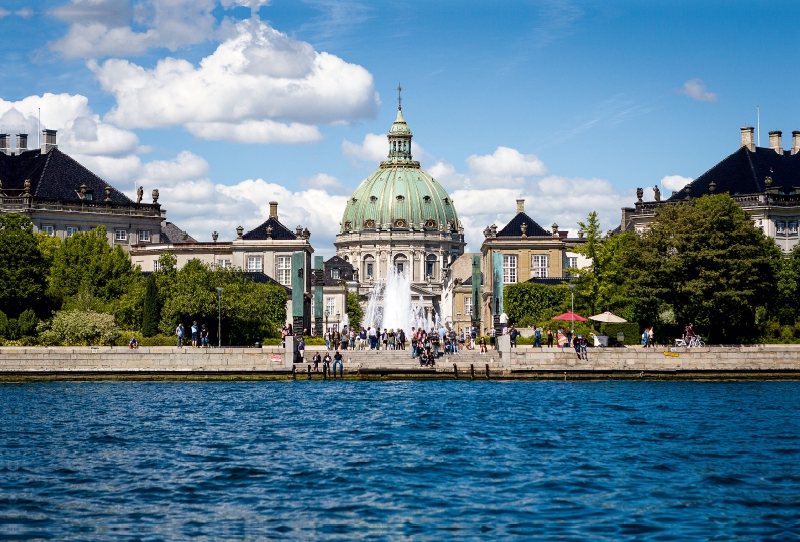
(0, 148), (132, 203)
(461, 273), (484, 286)
(324, 255), (355, 285)
(161, 221), (197, 243)
(496, 212), (550, 237)
(242, 216), (297, 241)
(668, 146), (800, 201)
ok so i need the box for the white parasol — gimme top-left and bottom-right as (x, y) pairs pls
(589, 311), (627, 323)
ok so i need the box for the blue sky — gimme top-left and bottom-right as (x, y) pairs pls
(2, 0), (799, 256)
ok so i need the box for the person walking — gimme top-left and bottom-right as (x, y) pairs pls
(533, 327), (541, 348)
(176, 323), (184, 347)
(642, 328), (649, 348)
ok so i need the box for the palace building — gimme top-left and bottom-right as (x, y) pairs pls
(334, 102), (466, 316)
(623, 127), (800, 253)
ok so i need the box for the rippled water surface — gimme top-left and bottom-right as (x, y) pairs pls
(1, 381), (799, 540)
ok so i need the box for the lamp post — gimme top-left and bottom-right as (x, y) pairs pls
(216, 287), (223, 348)
(325, 308), (329, 335)
(569, 284), (575, 333)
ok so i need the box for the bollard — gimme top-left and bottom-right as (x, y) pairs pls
(292, 365), (296, 380)
(453, 363), (458, 379)
(308, 364), (312, 380)
(485, 363), (490, 380)
(470, 364), (475, 380)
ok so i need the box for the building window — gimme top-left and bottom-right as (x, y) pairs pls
(217, 259), (231, 268)
(66, 226), (78, 237)
(153, 260), (160, 272)
(115, 229), (127, 241)
(502, 254), (517, 284)
(777, 221), (786, 235)
(331, 268), (340, 280)
(138, 230), (150, 242)
(397, 262), (404, 274)
(532, 255), (549, 278)
(276, 256), (291, 284)
(325, 297), (336, 316)
(791, 222), (798, 234)
(41, 225), (54, 236)
(464, 296), (472, 317)
(84, 193), (93, 201)
(366, 263), (374, 277)
(248, 256), (263, 272)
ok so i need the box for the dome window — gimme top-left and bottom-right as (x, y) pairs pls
(351, 197), (357, 203)
(394, 219), (407, 228)
(423, 195), (431, 203)
(370, 196), (378, 202)
(443, 197), (449, 205)
(425, 219), (436, 228)
(365, 219), (376, 228)
(396, 195), (405, 201)
(344, 221), (351, 230)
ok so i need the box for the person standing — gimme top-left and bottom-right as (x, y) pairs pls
(200, 324), (209, 347)
(547, 328), (554, 348)
(489, 326), (496, 350)
(470, 328), (477, 350)
(191, 321), (199, 348)
(533, 327), (542, 348)
(176, 323), (184, 347)
(648, 326), (655, 348)
(312, 352), (321, 372)
(509, 325), (519, 348)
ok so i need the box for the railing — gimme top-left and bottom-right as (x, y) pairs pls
(0, 198), (161, 216)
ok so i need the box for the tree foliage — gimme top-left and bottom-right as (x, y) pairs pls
(155, 258), (287, 345)
(504, 282), (569, 327)
(0, 214), (47, 316)
(626, 194), (780, 343)
(346, 291), (363, 330)
(141, 274), (160, 337)
(38, 310), (119, 346)
(49, 226), (140, 304)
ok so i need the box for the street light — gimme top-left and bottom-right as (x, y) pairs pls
(216, 286), (223, 348)
(569, 284), (575, 333)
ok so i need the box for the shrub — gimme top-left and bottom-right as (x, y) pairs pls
(0, 310), (7, 338)
(115, 332), (176, 347)
(41, 310), (120, 346)
(602, 322), (641, 345)
(17, 309), (37, 336)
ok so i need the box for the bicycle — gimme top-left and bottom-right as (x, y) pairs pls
(674, 336), (705, 348)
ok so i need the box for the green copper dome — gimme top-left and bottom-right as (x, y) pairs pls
(340, 108), (459, 234)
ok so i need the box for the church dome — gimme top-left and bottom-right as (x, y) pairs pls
(340, 108), (459, 234)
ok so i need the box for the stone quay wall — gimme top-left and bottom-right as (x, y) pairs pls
(1, 345), (800, 377)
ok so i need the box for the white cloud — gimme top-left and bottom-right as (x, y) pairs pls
(428, 160), (469, 190)
(50, 0), (218, 58)
(16, 8), (34, 18)
(342, 133), (386, 163)
(660, 174), (693, 192)
(299, 173), (346, 194)
(677, 79), (717, 102)
(186, 120), (322, 144)
(463, 146), (548, 189)
(89, 17), (379, 144)
(0, 9), (9, 18)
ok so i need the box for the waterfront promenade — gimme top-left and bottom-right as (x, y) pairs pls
(2, 344), (800, 379)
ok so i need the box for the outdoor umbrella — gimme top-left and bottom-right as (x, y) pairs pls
(551, 311), (588, 322)
(589, 311), (627, 323)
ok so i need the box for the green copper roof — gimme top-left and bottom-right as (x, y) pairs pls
(340, 109), (459, 234)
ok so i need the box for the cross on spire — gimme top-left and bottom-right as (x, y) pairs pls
(395, 82), (403, 110)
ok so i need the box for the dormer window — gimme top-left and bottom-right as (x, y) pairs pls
(365, 219), (376, 228)
(331, 268), (340, 280)
(344, 221), (351, 230)
(394, 219), (407, 228)
(351, 197), (357, 203)
(423, 195), (431, 203)
(443, 197), (449, 205)
(396, 195), (405, 202)
(425, 219), (436, 228)
(370, 196), (378, 202)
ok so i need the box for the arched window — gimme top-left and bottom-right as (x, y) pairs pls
(394, 253), (408, 275)
(426, 254), (437, 279)
(363, 254), (375, 279)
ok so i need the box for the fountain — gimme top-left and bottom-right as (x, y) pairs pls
(363, 266), (440, 332)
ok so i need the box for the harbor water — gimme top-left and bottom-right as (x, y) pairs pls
(1, 381), (798, 540)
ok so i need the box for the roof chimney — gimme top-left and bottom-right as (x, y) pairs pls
(792, 131), (800, 155)
(769, 130), (783, 154)
(41, 129), (57, 154)
(0, 134), (8, 155)
(16, 134), (27, 155)
(269, 201), (278, 219)
(740, 126), (755, 152)
(516, 198), (525, 214)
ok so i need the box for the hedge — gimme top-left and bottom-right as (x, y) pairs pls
(602, 323), (641, 345)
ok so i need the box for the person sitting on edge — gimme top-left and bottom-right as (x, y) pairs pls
(333, 350), (343, 378)
(323, 352), (332, 373)
(574, 335), (583, 360)
(312, 352), (321, 372)
(479, 335), (487, 354)
(129, 336), (138, 349)
(580, 335), (589, 360)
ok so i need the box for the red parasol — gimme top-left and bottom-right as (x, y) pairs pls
(551, 311), (588, 322)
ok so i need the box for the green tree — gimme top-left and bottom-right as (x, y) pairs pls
(627, 194), (780, 343)
(17, 308), (38, 337)
(346, 291), (363, 330)
(504, 282), (569, 326)
(49, 226), (141, 304)
(156, 259), (287, 345)
(0, 310), (8, 338)
(0, 214), (47, 316)
(141, 274), (160, 337)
